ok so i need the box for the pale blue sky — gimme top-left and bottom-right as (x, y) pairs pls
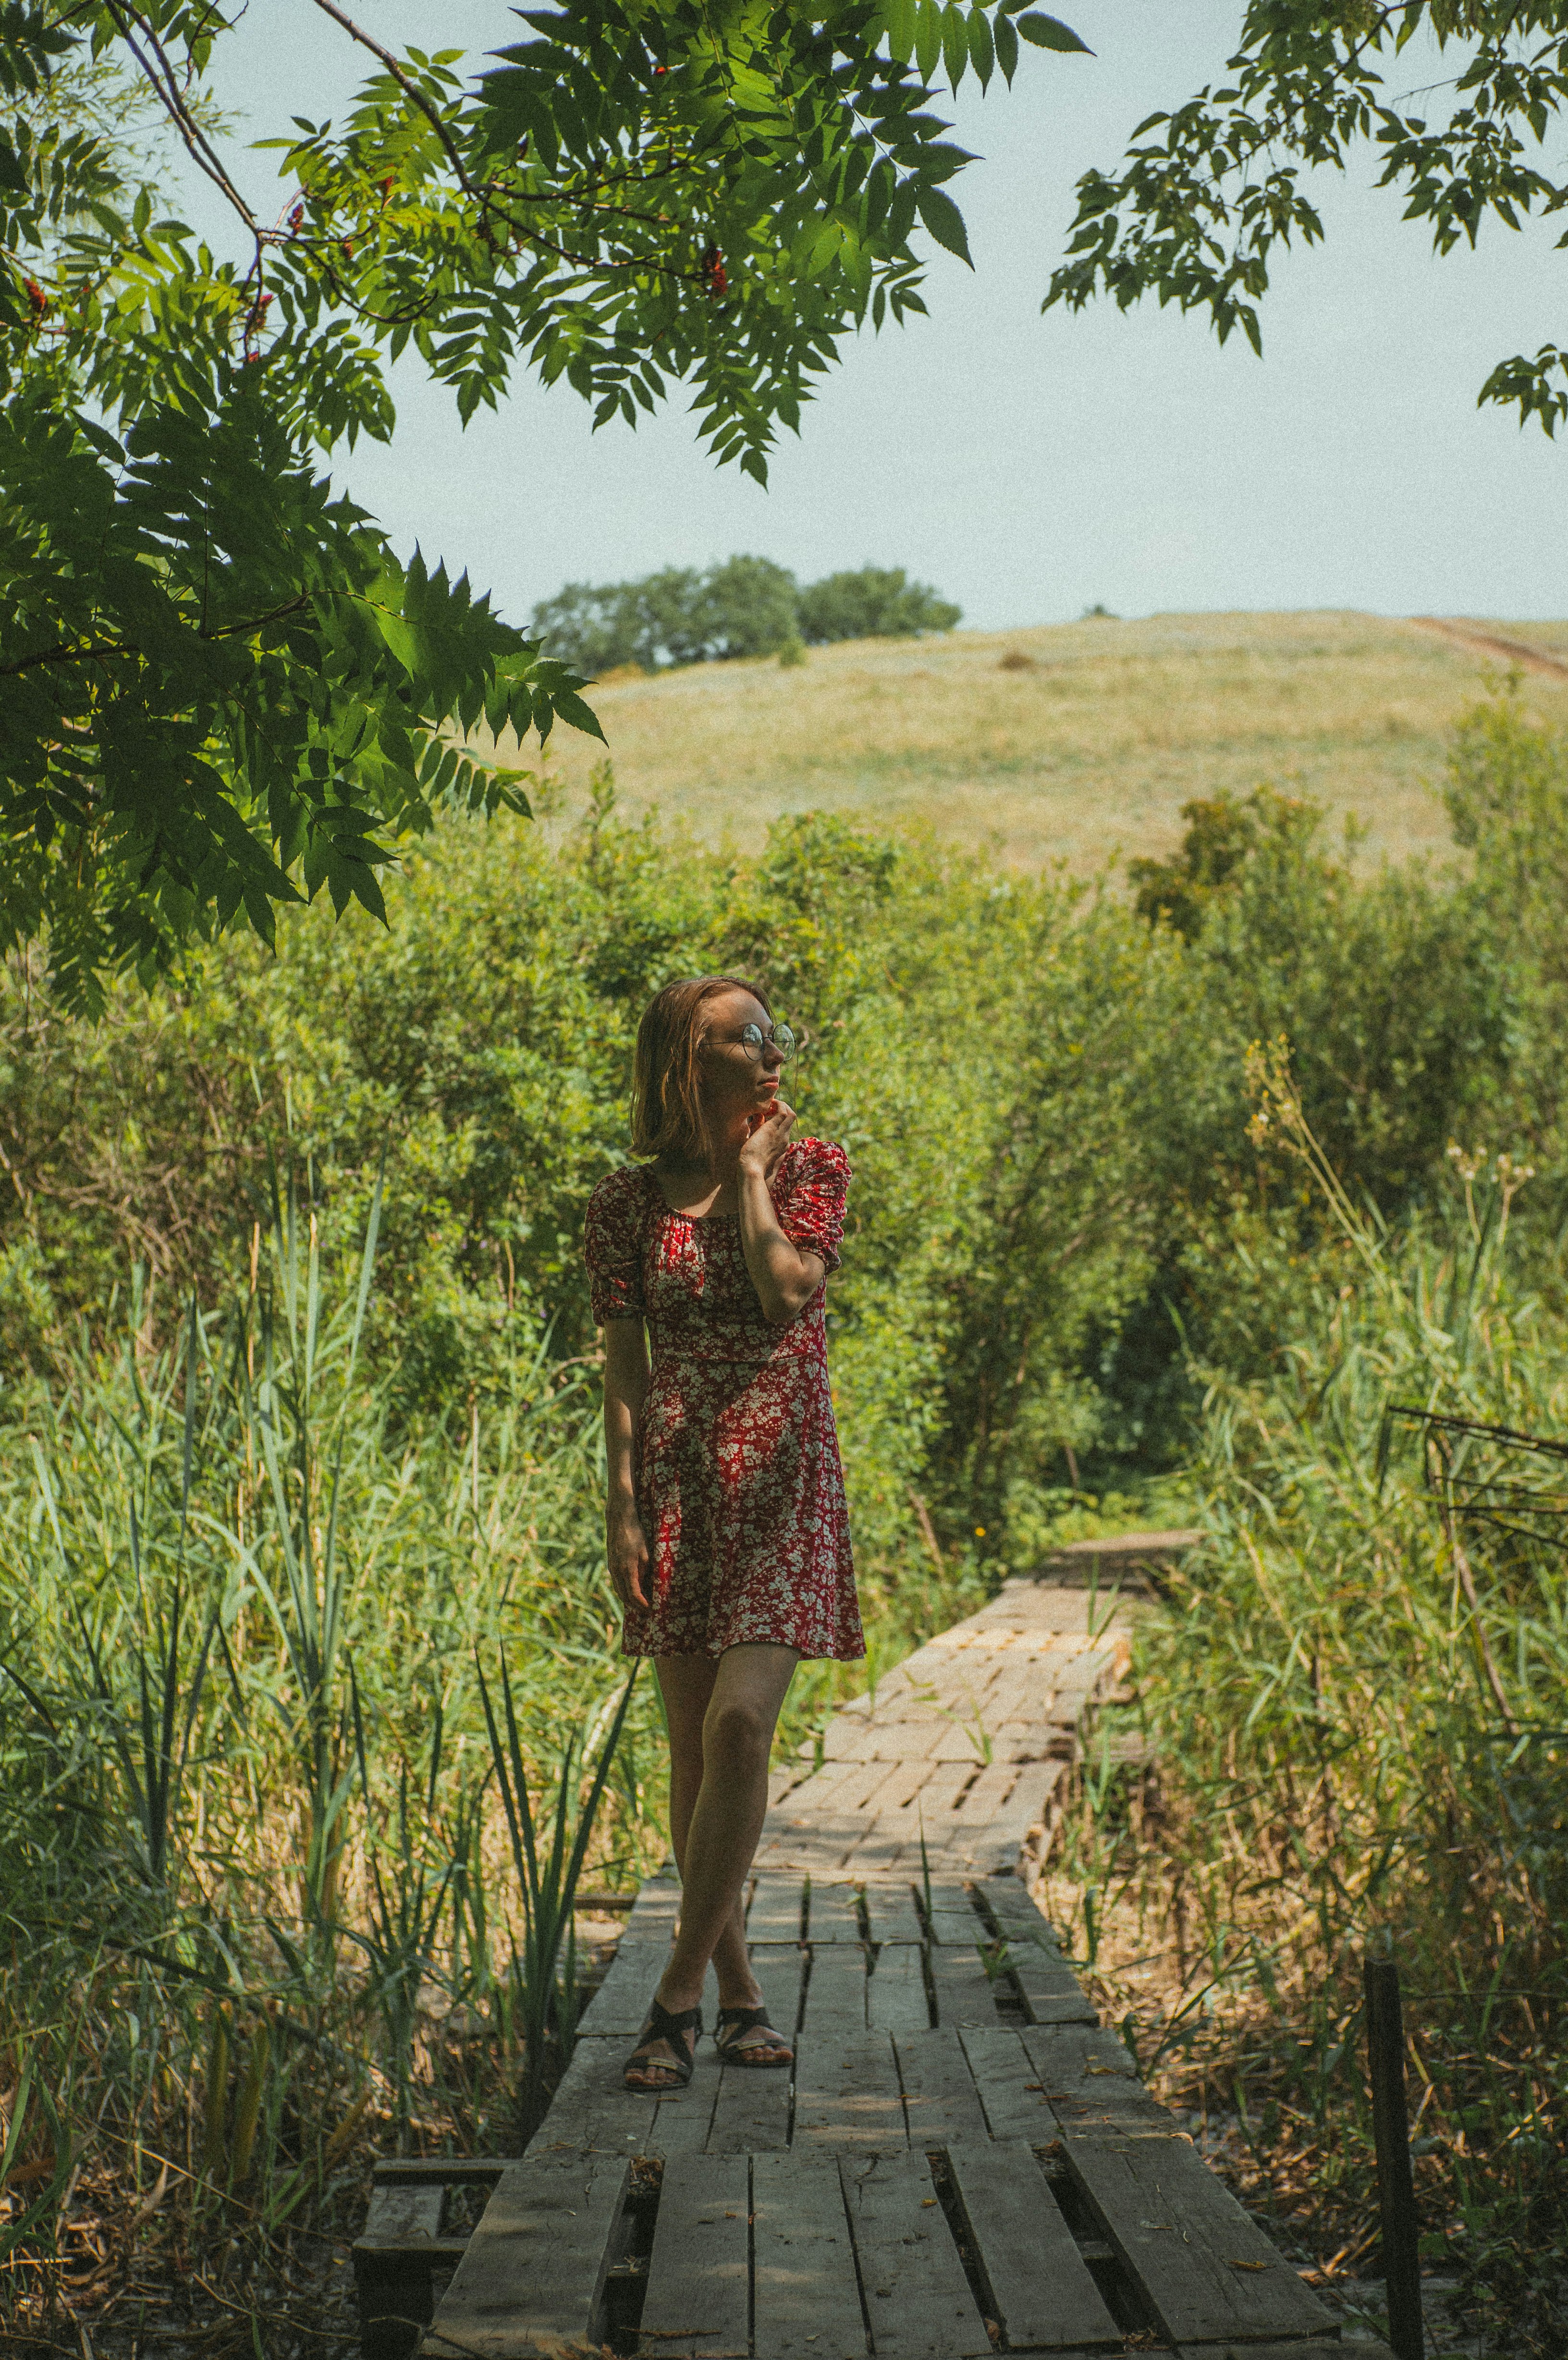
(187, 2), (1566, 630)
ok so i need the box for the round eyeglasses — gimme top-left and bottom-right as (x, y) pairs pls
(739, 1020), (796, 1062)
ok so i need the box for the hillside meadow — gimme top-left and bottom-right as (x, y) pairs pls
(514, 608), (1568, 871)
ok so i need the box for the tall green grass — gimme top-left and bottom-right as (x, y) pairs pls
(0, 1191), (658, 2339)
(1054, 1065), (1568, 2352)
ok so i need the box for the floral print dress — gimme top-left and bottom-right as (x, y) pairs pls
(584, 1139), (863, 1661)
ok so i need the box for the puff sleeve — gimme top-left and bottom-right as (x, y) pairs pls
(774, 1138), (851, 1274)
(584, 1168), (648, 1323)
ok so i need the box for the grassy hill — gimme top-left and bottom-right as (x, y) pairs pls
(525, 609), (1568, 871)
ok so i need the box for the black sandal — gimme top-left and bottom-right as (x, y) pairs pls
(714, 2005), (793, 2069)
(624, 1998), (703, 2091)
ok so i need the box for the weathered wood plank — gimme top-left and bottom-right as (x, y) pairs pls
(1020, 2025), (1174, 2138)
(357, 2186), (448, 2360)
(1066, 2134), (1336, 2347)
(360, 2186), (446, 2244)
(927, 1943), (1003, 2028)
(574, 1935), (670, 2037)
(800, 1944), (870, 2036)
(839, 2152), (991, 2359)
(649, 2042), (722, 2156)
(866, 1941), (929, 2032)
(748, 1873), (807, 1942)
(703, 1942), (800, 2152)
(1175, 2345), (1391, 2360)
(978, 1886), (1098, 2026)
(524, 2034), (659, 2159)
(752, 2151), (869, 2360)
(861, 1884), (925, 1946)
(623, 1875), (682, 1942)
(957, 2025), (1063, 2143)
(793, 2031), (906, 2150)
(637, 2153), (749, 2360)
(750, 1941), (808, 2040)
(922, 1884), (982, 1944)
(893, 2028), (990, 2146)
(425, 2151), (628, 2358)
(808, 1880), (865, 1943)
(946, 2141), (1122, 2351)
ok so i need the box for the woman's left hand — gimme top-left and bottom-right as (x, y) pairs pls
(737, 1098), (796, 1183)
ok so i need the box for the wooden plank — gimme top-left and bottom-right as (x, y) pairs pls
(356, 2180), (444, 2237)
(928, 1943), (1002, 2028)
(371, 2160), (505, 2187)
(866, 1942), (929, 2033)
(751, 1941), (808, 2040)
(1065, 2135), (1336, 2348)
(704, 1943), (802, 2153)
(574, 1934), (670, 2037)
(649, 2041), (722, 2156)
(752, 2151), (869, 2360)
(855, 1759), (938, 1819)
(922, 1884), (981, 1943)
(706, 2053), (792, 2153)
(525, 2034), (659, 2160)
(862, 1885), (924, 1946)
(794, 2030), (906, 2151)
(356, 2184), (450, 2360)
(808, 1880), (866, 1943)
(1175, 2345), (1393, 2360)
(637, 2153), (749, 2360)
(892, 2028), (990, 2146)
(958, 2025), (1060, 2143)
(748, 1872), (806, 1942)
(839, 2152), (991, 2359)
(427, 2150), (629, 2357)
(800, 1944), (869, 2035)
(1020, 2025), (1173, 2138)
(946, 2142), (1122, 2351)
(623, 1875), (682, 1942)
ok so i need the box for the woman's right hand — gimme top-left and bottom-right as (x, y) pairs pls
(606, 1503), (650, 1612)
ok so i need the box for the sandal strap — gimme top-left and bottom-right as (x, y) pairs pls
(716, 2006), (772, 2033)
(644, 1997), (703, 2043)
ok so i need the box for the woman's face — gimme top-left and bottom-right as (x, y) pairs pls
(699, 988), (786, 1128)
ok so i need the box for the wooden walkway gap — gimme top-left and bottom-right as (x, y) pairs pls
(355, 1539), (1389, 2360)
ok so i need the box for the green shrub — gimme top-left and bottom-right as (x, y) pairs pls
(796, 564), (960, 644)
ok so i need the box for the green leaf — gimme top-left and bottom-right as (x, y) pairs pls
(1015, 12), (1093, 52)
(916, 183), (972, 265)
(914, 0), (943, 84)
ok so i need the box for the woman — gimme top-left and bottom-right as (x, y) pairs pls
(584, 974), (862, 2090)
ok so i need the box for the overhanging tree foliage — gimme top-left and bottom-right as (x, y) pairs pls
(0, 0), (1090, 1008)
(1047, 1), (1568, 433)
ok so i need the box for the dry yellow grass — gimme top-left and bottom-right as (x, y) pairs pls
(511, 609), (1568, 872)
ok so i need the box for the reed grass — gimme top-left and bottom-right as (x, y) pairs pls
(1042, 1070), (1568, 2355)
(0, 1187), (661, 2352)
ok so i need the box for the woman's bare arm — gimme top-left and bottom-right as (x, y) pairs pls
(736, 1104), (826, 1324)
(602, 1316), (651, 1609)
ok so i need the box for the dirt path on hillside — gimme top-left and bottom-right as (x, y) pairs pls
(1408, 615), (1568, 677)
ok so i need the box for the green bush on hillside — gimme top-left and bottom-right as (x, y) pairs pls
(530, 556), (960, 676)
(796, 565), (961, 645)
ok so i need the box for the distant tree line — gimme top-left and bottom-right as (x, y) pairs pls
(530, 556), (961, 676)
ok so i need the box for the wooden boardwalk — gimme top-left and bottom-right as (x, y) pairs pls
(358, 1546), (1386, 2360)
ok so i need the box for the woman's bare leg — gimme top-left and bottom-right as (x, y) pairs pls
(629, 1644), (798, 2075)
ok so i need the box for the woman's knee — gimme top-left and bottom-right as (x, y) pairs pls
(703, 1694), (772, 1771)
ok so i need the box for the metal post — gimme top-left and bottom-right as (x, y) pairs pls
(1364, 1955), (1425, 2360)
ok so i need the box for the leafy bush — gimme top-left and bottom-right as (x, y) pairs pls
(796, 565), (961, 644)
(1054, 1072), (1568, 2347)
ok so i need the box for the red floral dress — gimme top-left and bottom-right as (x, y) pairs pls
(584, 1140), (863, 1661)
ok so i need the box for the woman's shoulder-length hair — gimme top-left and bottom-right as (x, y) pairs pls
(631, 974), (771, 1162)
